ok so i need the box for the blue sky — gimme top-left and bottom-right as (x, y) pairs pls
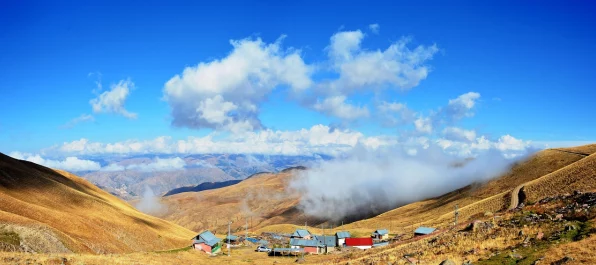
(1, 0), (595, 158)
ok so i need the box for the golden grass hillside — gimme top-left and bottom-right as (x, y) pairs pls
(0, 153), (195, 254)
(157, 170), (322, 234)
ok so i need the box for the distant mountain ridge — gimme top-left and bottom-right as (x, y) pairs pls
(162, 167), (307, 197)
(163, 179), (243, 196)
(77, 154), (329, 199)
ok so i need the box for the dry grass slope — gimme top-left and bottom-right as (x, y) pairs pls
(0, 153), (195, 254)
(157, 171), (323, 234)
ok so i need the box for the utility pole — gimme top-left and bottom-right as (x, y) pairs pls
(228, 221), (231, 257)
(245, 217), (248, 239)
(454, 204), (459, 227)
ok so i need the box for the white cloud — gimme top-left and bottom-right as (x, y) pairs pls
(369, 23), (380, 34)
(377, 101), (416, 126)
(90, 79), (137, 119)
(442, 127), (476, 142)
(8, 152), (101, 172)
(61, 114), (94, 129)
(52, 125), (372, 157)
(313, 96), (369, 120)
(414, 117), (433, 134)
(163, 36), (312, 132)
(326, 33), (438, 93)
(444, 92), (481, 120)
(436, 134), (531, 157)
(306, 30), (438, 121)
(102, 157), (186, 172)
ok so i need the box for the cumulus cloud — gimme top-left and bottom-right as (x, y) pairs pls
(377, 101), (416, 126)
(162, 26), (439, 127)
(163, 36), (312, 133)
(313, 96), (369, 120)
(410, 92), (482, 134)
(414, 117), (433, 134)
(8, 152), (101, 172)
(61, 114), (95, 129)
(369, 23), (380, 34)
(101, 157), (186, 172)
(442, 127), (476, 142)
(320, 32), (439, 98)
(445, 92), (481, 120)
(90, 79), (137, 119)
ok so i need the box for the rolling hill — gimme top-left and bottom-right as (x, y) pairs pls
(155, 168), (322, 234)
(0, 152), (195, 254)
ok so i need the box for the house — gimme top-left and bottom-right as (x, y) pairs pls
(289, 238), (325, 254)
(224, 234), (242, 246)
(345, 238), (373, 250)
(335, 231), (351, 247)
(291, 229), (313, 240)
(192, 231), (221, 254)
(315, 235), (337, 253)
(414, 227), (437, 236)
(371, 229), (389, 240)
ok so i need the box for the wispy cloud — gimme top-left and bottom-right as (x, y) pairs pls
(368, 23), (380, 34)
(61, 114), (94, 129)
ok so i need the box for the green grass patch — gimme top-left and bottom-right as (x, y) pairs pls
(476, 243), (549, 265)
(0, 230), (20, 246)
(154, 245), (192, 253)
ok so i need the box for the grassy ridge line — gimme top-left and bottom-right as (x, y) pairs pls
(525, 152), (596, 202)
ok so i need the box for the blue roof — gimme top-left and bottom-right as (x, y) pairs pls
(373, 229), (389, 235)
(194, 231), (221, 246)
(414, 227), (436, 235)
(336, 231), (351, 239)
(292, 229), (311, 238)
(289, 238), (323, 247)
(315, 235), (337, 247)
(225, 235), (239, 241)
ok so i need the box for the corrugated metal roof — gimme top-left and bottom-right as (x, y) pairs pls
(314, 235), (337, 247)
(289, 238), (323, 247)
(194, 231), (221, 246)
(292, 229), (311, 238)
(373, 229), (388, 235)
(336, 231), (351, 239)
(225, 235), (239, 241)
(345, 237), (373, 246)
(414, 227), (436, 235)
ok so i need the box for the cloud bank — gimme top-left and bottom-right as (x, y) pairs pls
(9, 152), (101, 172)
(289, 142), (533, 221)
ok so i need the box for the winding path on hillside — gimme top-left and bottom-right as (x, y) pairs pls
(508, 148), (590, 210)
(508, 185), (525, 210)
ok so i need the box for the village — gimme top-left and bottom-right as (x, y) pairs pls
(191, 225), (438, 259)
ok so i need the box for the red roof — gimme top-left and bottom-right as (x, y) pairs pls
(345, 237), (373, 246)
